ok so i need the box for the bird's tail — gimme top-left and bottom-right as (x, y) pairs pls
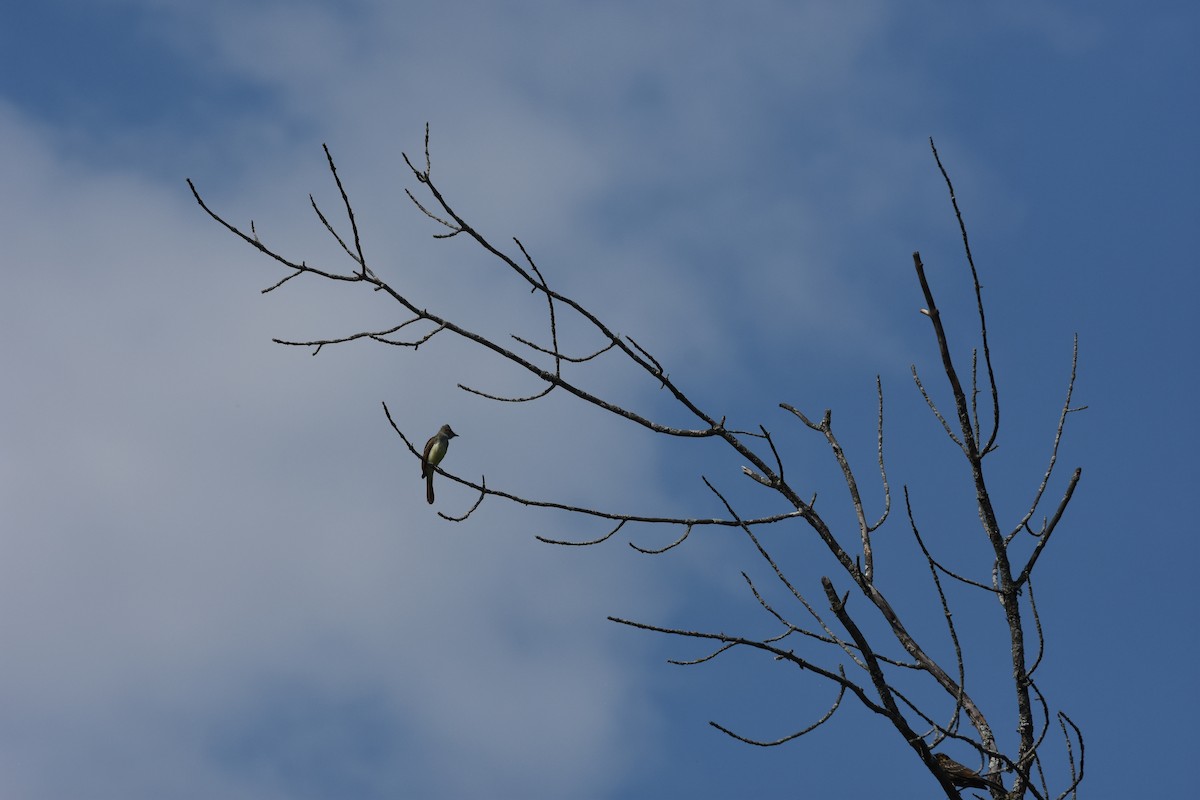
(426, 473), (435, 504)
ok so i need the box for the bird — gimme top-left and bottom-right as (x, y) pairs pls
(934, 753), (999, 791)
(420, 424), (457, 504)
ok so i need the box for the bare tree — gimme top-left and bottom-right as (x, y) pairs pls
(188, 129), (1086, 798)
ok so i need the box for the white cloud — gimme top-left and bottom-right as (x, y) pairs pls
(0, 81), (670, 796)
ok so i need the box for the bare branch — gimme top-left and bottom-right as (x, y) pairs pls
(458, 380), (557, 403)
(512, 335), (617, 363)
(187, 179), (365, 286)
(403, 187), (460, 233)
(912, 365), (963, 448)
(308, 194), (360, 268)
(1054, 713), (1085, 800)
(273, 318), (437, 353)
(822, 577), (905, 724)
(607, 615), (896, 721)
(628, 524), (694, 554)
(781, 403), (879, 581)
(318, 144), (367, 276)
(261, 268), (303, 294)
(1010, 335), (1085, 543)
(387, 404), (809, 530)
(912, 252), (979, 461)
(930, 138), (999, 454)
(905, 489), (968, 721)
(1025, 577), (1047, 677)
(759, 425), (785, 488)
(870, 376), (892, 533)
(668, 641), (737, 666)
(1015, 468), (1081, 587)
(537, 519), (627, 547)
(710, 681), (846, 746)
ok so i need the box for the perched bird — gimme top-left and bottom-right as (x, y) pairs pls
(934, 753), (998, 791)
(420, 424), (458, 504)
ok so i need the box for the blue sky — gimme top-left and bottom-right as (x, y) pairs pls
(1, 1), (1196, 798)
